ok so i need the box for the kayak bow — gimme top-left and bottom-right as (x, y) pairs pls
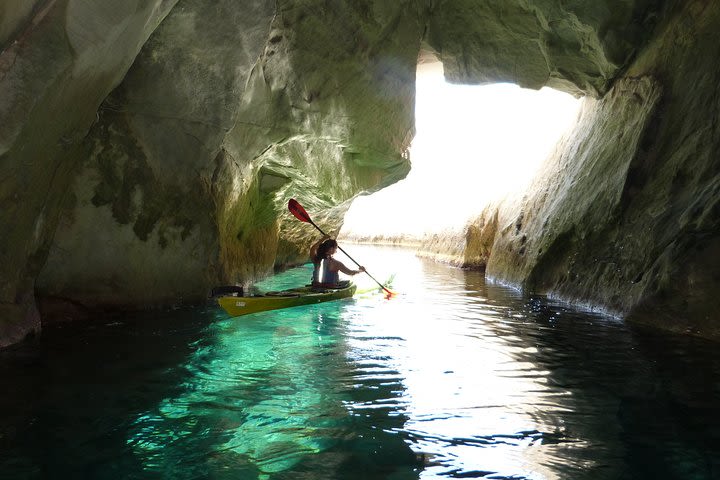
(217, 283), (357, 317)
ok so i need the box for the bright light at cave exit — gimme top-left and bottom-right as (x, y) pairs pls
(340, 62), (582, 238)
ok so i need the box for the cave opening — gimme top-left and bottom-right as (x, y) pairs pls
(341, 62), (582, 240)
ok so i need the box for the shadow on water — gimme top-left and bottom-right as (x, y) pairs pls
(0, 306), (221, 479)
(615, 330), (720, 480)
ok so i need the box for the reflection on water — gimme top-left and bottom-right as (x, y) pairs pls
(1, 245), (720, 479)
(125, 296), (417, 479)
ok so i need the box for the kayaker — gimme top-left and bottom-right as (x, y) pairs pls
(310, 237), (365, 288)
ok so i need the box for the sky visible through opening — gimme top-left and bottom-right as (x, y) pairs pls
(340, 64), (582, 239)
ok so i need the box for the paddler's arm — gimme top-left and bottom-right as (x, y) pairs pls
(332, 259), (366, 276)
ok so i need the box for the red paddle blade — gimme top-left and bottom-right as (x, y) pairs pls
(288, 198), (312, 223)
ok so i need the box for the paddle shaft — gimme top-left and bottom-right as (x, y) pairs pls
(306, 219), (392, 296)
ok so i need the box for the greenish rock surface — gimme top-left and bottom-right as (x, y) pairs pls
(1, 0), (179, 346)
(3, 0), (718, 346)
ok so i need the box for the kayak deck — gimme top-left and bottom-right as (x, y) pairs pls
(217, 283), (357, 317)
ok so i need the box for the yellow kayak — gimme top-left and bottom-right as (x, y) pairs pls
(217, 283), (357, 317)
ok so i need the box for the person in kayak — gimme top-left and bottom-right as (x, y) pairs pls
(310, 237), (365, 288)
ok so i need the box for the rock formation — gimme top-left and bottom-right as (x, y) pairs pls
(3, 0), (718, 346)
(479, 1), (720, 338)
(1, 0), (181, 345)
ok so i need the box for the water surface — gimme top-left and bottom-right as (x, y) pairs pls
(1, 245), (719, 479)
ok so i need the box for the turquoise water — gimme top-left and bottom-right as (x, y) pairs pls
(1, 245), (720, 479)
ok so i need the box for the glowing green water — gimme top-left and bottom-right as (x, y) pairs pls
(126, 270), (377, 478)
(1, 245), (720, 479)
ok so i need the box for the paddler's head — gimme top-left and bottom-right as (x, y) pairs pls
(318, 239), (338, 258)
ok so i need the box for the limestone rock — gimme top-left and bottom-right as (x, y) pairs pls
(425, 0), (663, 96)
(35, 0), (277, 311)
(34, 0), (422, 315)
(1, 0), (711, 347)
(0, 0), (178, 346)
(486, 76), (663, 308)
(482, 1), (720, 338)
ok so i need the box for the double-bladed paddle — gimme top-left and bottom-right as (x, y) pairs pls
(288, 198), (394, 297)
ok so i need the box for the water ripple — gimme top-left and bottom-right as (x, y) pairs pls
(2, 246), (720, 479)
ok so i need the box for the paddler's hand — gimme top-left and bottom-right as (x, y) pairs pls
(356, 266), (366, 274)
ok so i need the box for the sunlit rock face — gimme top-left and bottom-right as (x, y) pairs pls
(475, 2), (720, 338)
(0, 0), (684, 346)
(425, 0), (662, 96)
(485, 76), (663, 307)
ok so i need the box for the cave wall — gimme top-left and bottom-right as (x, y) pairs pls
(35, 0), (423, 315)
(485, 76), (663, 310)
(473, 0), (720, 338)
(1, 0), (427, 346)
(425, 0), (662, 96)
(0, 0), (701, 347)
(0, 0), (180, 345)
(35, 0), (278, 313)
